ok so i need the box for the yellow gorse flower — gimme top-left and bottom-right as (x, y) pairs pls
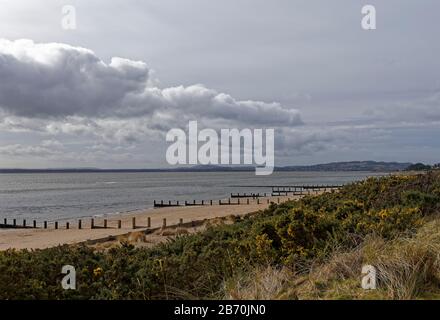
(93, 267), (103, 277)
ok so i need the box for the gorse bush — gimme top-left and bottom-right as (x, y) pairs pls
(1, 172), (439, 299)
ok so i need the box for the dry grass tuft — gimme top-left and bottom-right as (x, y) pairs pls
(296, 219), (440, 299)
(223, 218), (440, 300)
(223, 266), (298, 300)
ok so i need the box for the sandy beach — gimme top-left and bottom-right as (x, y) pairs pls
(0, 195), (305, 250)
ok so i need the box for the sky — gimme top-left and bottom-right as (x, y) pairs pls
(0, 0), (439, 168)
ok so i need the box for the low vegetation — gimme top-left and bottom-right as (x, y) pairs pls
(1, 172), (440, 299)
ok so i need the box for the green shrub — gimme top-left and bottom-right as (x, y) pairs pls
(0, 172), (439, 299)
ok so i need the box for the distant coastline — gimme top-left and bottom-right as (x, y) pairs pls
(0, 161), (412, 174)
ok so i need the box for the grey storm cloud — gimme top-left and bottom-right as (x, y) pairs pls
(0, 39), (302, 128)
(0, 39), (150, 118)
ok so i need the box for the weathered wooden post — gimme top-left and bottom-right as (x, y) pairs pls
(247, 199), (250, 205)
(154, 200), (156, 206)
(3, 218), (6, 225)
(104, 219), (108, 229)
(132, 217), (136, 229)
(55, 221), (58, 229)
(44, 221), (47, 229)
(147, 217), (151, 228)
(257, 199), (260, 204)
(277, 198), (280, 204)
(238, 199), (240, 205)
(210, 199), (213, 205)
(177, 201), (180, 206)
(118, 220), (122, 229)
(78, 219), (82, 229)
(66, 222), (70, 230)
(202, 200), (204, 205)
(228, 198), (231, 205)
(179, 218), (183, 226)
(219, 200), (221, 205)
(91, 218), (95, 229)
(23, 219), (26, 227)
(33, 220), (37, 228)
(162, 218), (167, 228)
(13, 219), (16, 227)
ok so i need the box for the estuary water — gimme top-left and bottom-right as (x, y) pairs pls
(0, 171), (385, 222)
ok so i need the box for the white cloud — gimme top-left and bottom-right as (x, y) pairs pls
(41, 139), (64, 148)
(0, 144), (61, 157)
(0, 39), (302, 128)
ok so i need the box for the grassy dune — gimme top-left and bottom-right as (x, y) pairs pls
(1, 172), (440, 299)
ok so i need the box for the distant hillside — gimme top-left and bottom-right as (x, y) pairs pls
(0, 161), (412, 173)
(278, 161), (412, 172)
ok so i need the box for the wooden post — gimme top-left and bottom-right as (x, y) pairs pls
(154, 200), (156, 206)
(202, 200), (204, 205)
(91, 218), (95, 229)
(132, 217), (136, 229)
(247, 199), (250, 205)
(3, 218), (6, 225)
(257, 199), (260, 204)
(33, 220), (37, 228)
(44, 221), (47, 229)
(228, 198), (231, 205)
(104, 219), (107, 229)
(238, 199), (240, 205)
(219, 200), (221, 205)
(210, 200), (213, 205)
(13, 219), (16, 227)
(23, 219), (26, 227)
(78, 219), (82, 229)
(179, 218), (183, 226)
(55, 221), (58, 230)
(162, 218), (167, 228)
(267, 198), (269, 204)
(66, 222), (70, 230)
(118, 220), (122, 229)
(177, 201), (180, 206)
(277, 198), (280, 204)
(147, 217), (151, 228)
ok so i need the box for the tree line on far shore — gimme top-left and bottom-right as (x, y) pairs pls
(405, 163), (440, 171)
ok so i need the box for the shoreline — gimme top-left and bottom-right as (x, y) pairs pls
(0, 194), (309, 251)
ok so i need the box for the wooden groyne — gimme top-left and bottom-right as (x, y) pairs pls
(153, 198), (272, 207)
(230, 192), (267, 198)
(271, 184), (342, 196)
(154, 184), (343, 208)
(1, 217), (157, 231)
(0, 218), (38, 229)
